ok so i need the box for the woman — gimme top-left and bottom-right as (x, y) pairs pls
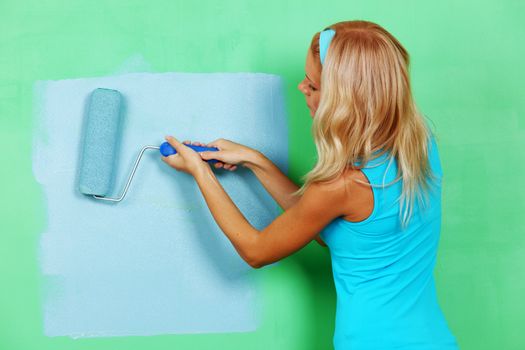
(162, 20), (459, 350)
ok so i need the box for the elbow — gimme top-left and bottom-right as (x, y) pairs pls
(248, 260), (268, 269)
(248, 260), (263, 269)
(245, 253), (266, 269)
(243, 239), (268, 269)
(241, 230), (272, 269)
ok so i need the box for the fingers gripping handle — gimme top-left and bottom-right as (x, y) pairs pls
(160, 141), (219, 164)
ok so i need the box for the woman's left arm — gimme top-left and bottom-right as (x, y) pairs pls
(162, 135), (347, 268)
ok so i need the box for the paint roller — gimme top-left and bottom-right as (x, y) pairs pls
(78, 88), (219, 202)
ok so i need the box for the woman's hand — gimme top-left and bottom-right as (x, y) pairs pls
(161, 135), (210, 176)
(199, 138), (255, 171)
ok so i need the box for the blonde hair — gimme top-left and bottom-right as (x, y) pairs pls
(293, 20), (436, 228)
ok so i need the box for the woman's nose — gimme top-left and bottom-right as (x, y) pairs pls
(297, 81), (309, 95)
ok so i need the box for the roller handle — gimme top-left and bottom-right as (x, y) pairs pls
(160, 142), (219, 164)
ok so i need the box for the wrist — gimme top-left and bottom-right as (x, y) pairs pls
(242, 149), (266, 171)
(194, 163), (215, 182)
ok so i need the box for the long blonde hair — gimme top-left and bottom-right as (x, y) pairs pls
(293, 20), (435, 228)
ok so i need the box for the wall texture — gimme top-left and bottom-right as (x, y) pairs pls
(0, 0), (523, 349)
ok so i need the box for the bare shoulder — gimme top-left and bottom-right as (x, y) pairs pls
(294, 168), (371, 248)
(300, 179), (344, 216)
(340, 167), (374, 222)
(306, 168), (367, 194)
(300, 169), (360, 216)
(301, 169), (372, 248)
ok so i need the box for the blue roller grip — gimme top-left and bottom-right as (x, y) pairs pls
(160, 142), (219, 164)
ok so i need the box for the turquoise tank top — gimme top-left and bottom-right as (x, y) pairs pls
(320, 136), (459, 349)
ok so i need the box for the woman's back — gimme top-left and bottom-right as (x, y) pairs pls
(320, 136), (459, 349)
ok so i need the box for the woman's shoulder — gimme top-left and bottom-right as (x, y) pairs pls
(310, 167), (366, 192)
(342, 167), (374, 222)
(309, 168), (374, 223)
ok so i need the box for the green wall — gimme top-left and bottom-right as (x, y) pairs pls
(1, 0), (523, 349)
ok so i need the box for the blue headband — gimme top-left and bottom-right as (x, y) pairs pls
(319, 28), (336, 65)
